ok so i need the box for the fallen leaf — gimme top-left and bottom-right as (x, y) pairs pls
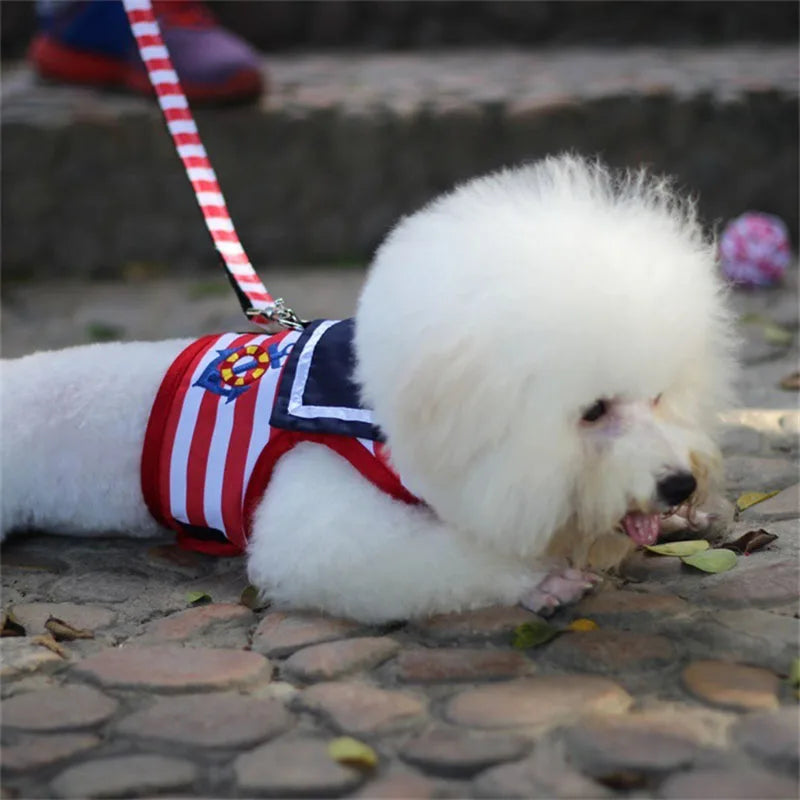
(567, 618), (598, 632)
(185, 591), (212, 606)
(1, 611), (25, 637)
(726, 529), (779, 555)
(239, 585), (266, 611)
(645, 540), (710, 557)
(736, 490), (780, 511)
(31, 634), (70, 659)
(512, 619), (560, 649)
(45, 617), (94, 641)
(789, 658), (800, 687)
(681, 548), (737, 574)
(328, 737), (378, 769)
(779, 371), (800, 391)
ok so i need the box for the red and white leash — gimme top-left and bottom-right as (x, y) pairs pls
(122, 0), (303, 331)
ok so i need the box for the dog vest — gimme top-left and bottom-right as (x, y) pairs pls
(141, 319), (420, 555)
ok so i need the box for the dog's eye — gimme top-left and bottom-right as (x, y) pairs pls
(581, 399), (609, 423)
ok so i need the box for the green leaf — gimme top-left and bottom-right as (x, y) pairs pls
(762, 322), (793, 346)
(239, 584), (264, 611)
(788, 657), (800, 687)
(328, 737), (378, 769)
(681, 549), (737, 573)
(185, 591), (212, 606)
(645, 540), (710, 557)
(512, 619), (560, 649)
(736, 490), (779, 511)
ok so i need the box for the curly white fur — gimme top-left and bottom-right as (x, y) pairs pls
(1, 155), (735, 622)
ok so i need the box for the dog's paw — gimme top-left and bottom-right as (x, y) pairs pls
(519, 568), (600, 616)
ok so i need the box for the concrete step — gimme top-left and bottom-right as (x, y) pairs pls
(2, 47), (797, 278)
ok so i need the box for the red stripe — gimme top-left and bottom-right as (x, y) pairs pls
(144, 57), (173, 71)
(184, 334), (252, 528)
(245, 290), (272, 303)
(164, 108), (192, 122)
(174, 132), (202, 147)
(223, 253), (251, 266)
(127, 9), (155, 24)
(182, 156), (212, 169)
(210, 229), (239, 243)
(191, 179), (221, 194)
(235, 273), (264, 284)
(200, 205), (229, 218)
(155, 82), (184, 97)
(134, 34), (162, 48)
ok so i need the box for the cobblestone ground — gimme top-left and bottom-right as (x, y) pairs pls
(1, 269), (798, 799)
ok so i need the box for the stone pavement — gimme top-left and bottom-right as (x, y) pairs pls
(1, 267), (799, 799)
(2, 46), (797, 277)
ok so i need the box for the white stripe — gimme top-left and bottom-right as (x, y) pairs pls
(158, 94), (189, 110)
(216, 241), (245, 257)
(131, 21), (160, 37)
(197, 192), (225, 206)
(123, 0), (153, 11)
(140, 45), (168, 60)
(202, 385), (239, 534)
(225, 262), (256, 276)
(187, 167), (217, 182)
(149, 69), (179, 85)
(205, 216), (234, 232)
(167, 120), (198, 135)
(287, 320), (375, 424)
(169, 334), (238, 525)
(177, 144), (207, 159)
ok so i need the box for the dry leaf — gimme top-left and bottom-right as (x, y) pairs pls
(512, 619), (560, 649)
(328, 737), (378, 769)
(726, 529), (778, 555)
(567, 618), (598, 632)
(681, 549), (737, 574)
(645, 540), (710, 557)
(31, 634), (70, 659)
(736, 490), (780, 511)
(779, 371), (800, 391)
(45, 617), (94, 642)
(1, 611), (25, 637)
(186, 591), (212, 606)
(239, 585), (266, 611)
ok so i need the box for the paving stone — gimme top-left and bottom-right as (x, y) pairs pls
(400, 727), (529, 777)
(116, 691), (293, 748)
(739, 483), (800, 521)
(2, 685), (118, 731)
(142, 602), (253, 642)
(300, 681), (427, 734)
(620, 551), (685, 582)
(412, 606), (544, 642)
(658, 767), (799, 799)
(9, 603), (115, 636)
(355, 770), (437, 798)
(72, 645), (271, 691)
(251, 610), (360, 657)
(445, 676), (632, 731)
(394, 647), (531, 683)
(724, 456), (799, 494)
(575, 589), (692, 620)
(545, 630), (676, 673)
(284, 636), (400, 682)
(779, 411), (800, 435)
(51, 754), (197, 798)
(719, 424), (764, 456)
(562, 716), (702, 778)
(48, 571), (150, 603)
(146, 543), (211, 575)
(704, 561), (800, 607)
(621, 701), (737, 748)
(732, 707), (800, 772)
(235, 737), (363, 796)
(1, 733), (100, 774)
(681, 660), (781, 710)
(0, 638), (66, 680)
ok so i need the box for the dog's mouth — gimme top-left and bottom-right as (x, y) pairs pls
(620, 511), (661, 546)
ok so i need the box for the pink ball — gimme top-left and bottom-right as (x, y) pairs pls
(719, 212), (792, 287)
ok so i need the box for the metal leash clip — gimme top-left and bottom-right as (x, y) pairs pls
(246, 299), (306, 332)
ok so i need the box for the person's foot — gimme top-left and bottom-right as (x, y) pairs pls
(29, 0), (264, 103)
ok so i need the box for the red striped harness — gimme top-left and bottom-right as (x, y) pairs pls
(141, 321), (419, 555)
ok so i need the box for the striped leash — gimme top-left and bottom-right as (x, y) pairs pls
(122, 0), (304, 332)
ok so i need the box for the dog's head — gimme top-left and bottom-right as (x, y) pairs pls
(355, 155), (735, 562)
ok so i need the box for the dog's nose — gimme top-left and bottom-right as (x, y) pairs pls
(657, 471), (697, 507)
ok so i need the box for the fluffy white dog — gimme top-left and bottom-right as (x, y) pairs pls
(1, 155), (735, 622)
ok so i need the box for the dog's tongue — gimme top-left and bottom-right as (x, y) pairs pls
(622, 512), (661, 546)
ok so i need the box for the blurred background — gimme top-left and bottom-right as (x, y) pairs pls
(1, 0), (798, 353)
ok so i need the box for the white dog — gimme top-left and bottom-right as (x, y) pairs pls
(1, 155), (735, 622)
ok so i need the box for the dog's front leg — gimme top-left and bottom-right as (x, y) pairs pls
(246, 443), (543, 623)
